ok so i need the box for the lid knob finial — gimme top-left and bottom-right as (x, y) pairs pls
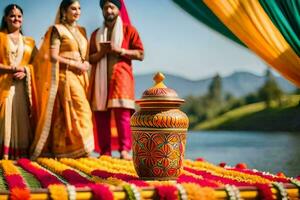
(153, 72), (166, 88)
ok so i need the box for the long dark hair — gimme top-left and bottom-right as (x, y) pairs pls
(0, 4), (23, 31)
(59, 0), (80, 23)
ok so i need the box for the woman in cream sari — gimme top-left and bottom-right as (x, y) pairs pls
(0, 4), (36, 159)
(30, 0), (94, 159)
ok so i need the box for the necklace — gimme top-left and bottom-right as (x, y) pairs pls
(8, 34), (21, 64)
(8, 33), (20, 45)
(64, 22), (77, 33)
(63, 23), (85, 62)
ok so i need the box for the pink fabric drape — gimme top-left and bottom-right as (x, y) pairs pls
(120, 0), (131, 25)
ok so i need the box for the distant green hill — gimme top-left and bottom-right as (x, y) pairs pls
(135, 71), (296, 98)
(195, 95), (300, 132)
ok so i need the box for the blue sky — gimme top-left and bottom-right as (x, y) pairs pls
(1, 0), (268, 80)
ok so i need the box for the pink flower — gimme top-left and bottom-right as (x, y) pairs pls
(178, 174), (219, 187)
(89, 184), (113, 200)
(255, 184), (274, 200)
(235, 163), (248, 169)
(219, 162), (227, 167)
(17, 159), (62, 187)
(128, 180), (149, 187)
(62, 169), (92, 187)
(156, 185), (178, 200)
(195, 157), (205, 162)
(91, 169), (138, 182)
(5, 175), (27, 189)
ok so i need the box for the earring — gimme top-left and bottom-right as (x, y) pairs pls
(61, 13), (66, 23)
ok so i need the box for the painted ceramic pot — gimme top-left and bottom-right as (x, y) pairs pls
(131, 72), (189, 180)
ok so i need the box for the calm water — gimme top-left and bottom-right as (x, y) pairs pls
(184, 131), (300, 177)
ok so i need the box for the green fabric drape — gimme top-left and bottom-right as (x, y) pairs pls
(172, 0), (244, 46)
(259, 0), (300, 56)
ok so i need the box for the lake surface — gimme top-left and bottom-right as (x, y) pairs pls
(184, 131), (300, 177)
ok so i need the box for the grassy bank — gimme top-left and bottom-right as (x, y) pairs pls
(195, 95), (300, 132)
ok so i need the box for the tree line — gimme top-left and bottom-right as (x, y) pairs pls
(181, 69), (300, 129)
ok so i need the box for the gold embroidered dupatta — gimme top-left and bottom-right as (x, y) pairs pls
(0, 31), (36, 159)
(0, 31), (36, 102)
(30, 27), (60, 159)
(30, 25), (94, 159)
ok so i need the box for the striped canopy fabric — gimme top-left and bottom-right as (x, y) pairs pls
(173, 0), (300, 87)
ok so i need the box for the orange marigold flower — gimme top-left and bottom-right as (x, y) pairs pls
(10, 187), (30, 200)
(235, 163), (248, 169)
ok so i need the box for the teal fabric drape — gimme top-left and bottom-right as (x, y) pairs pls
(259, 0), (300, 56)
(172, 0), (244, 46)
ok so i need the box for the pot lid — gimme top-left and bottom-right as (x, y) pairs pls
(136, 72), (184, 105)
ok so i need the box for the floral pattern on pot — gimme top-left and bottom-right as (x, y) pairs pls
(132, 131), (186, 180)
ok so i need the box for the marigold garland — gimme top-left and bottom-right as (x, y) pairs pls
(184, 167), (246, 187)
(184, 160), (271, 184)
(60, 158), (149, 187)
(37, 158), (70, 175)
(255, 184), (274, 200)
(5, 175), (27, 189)
(155, 185), (179, 200)
(10, 187), (31, 200)
(0, 157), (294, 200)
(94, 156), (136, 173)
(182, 183), (200, 200)
(148, 180), (177, 187)
(1, 160), (30, 200)
(17, 159), (63, 187)
(60, 158), (124, 186)
(37, 158), (93, 187)
(48, 184), (68, 200)
(62, 169), (93, 187)
(231, 167), (289, 183)
(1, 160), (20, 176)
(178, 173), (219, 187)
(17, 166), (41, 189)
(60, 158), (93, 174)
(181, 183), (216, 200)
(89, 184), (114, 200)
(80, 158), (139, 180)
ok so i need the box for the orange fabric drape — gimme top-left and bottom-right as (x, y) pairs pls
(204, 0), (300, 87)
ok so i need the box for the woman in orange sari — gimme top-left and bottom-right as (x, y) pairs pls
(0, 4), (36, 159)
(30, 0), (94, 159)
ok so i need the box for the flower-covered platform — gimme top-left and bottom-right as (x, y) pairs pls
(0, 156), (299, 200)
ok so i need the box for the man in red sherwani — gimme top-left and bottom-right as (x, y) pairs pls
(89, 0), (144, 159)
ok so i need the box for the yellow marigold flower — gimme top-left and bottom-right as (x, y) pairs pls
(182, 183), (216, 200)
(184, 160), (270, 184)
(48, 184), (68, 200)
(1, 160), (20, 176)
(37, 158), (70, 175)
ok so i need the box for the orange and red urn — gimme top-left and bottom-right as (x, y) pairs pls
(131, 72), (189, 180)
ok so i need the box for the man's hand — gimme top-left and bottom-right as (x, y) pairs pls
(100, 41), (112, 53)
(110, 42), (122, 55)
